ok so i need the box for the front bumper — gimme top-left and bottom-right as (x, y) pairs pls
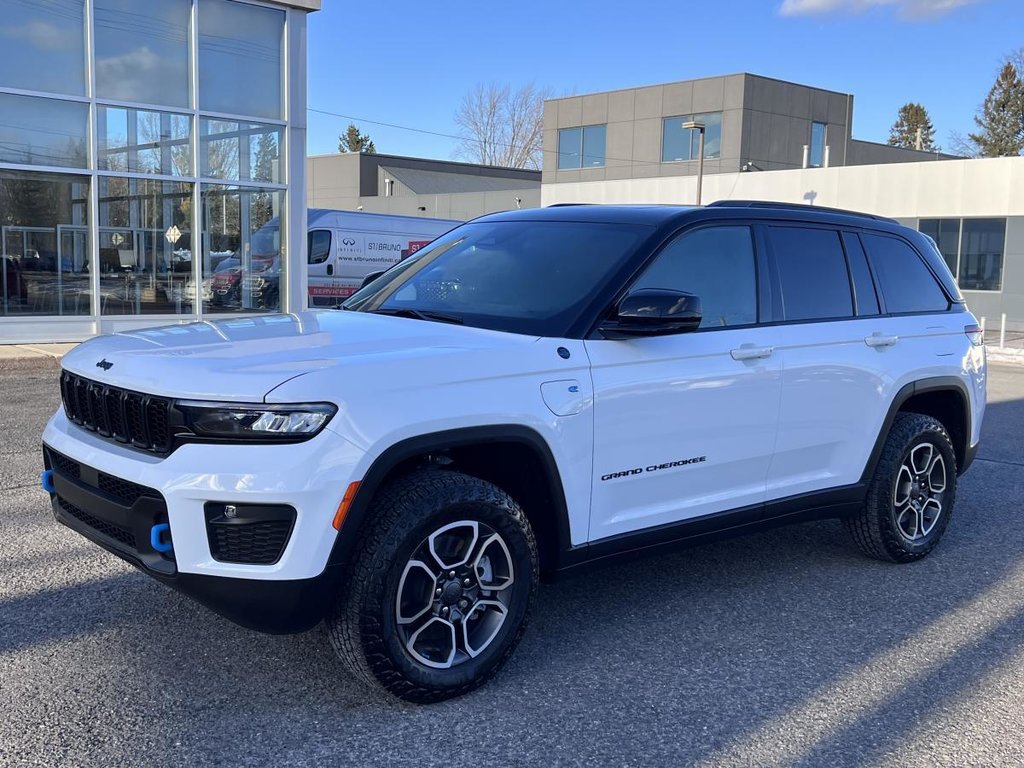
(42, 408), (365, 632)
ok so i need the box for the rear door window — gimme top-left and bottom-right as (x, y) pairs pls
(861, 233), (950, 314)
(768, 226), (853, 322)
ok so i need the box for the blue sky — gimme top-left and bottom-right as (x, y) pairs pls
(306, 0), (1023, 160)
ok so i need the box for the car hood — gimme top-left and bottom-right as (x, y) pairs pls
(61, 311), (542, 402)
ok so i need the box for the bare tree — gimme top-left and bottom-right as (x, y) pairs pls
(454, 83), (549, 169)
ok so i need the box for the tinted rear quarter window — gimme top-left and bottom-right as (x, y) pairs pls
(862, 233), (950, 314)
(768, 226), (853, 321)
(841, 232), (880, 316)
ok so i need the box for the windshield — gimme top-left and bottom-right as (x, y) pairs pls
(342, 220), (650, 336)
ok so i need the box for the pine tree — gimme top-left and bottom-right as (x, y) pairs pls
(968, 62), (1024, 157)
(338, 123), (376, 154)
(888, 103), (938, 151)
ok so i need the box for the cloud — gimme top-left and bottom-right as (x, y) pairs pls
(0, 20), (81, 51)
(778, 0), (983, 19)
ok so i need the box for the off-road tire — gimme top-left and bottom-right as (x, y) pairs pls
(327, 469), (538, 703)
(845, 412), (957, 563)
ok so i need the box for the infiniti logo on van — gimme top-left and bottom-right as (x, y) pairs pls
(96, 359), (113, 371)
(342, 238), (356, 246)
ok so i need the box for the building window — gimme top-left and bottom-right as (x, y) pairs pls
(198, 0), (285, 120)
(201, 184), (284, 313)
(809, 122), (827, 167)
(558, 125), (606, 169)
(0, 170), (90, 317)
(0, 0), (86, 96)
(97, 178), (193, 315)
(919, 218), (960, 276)
(662, 113), (722, 163)
(918, 218), (1005, 291)
(94, 0), (191, 108)
(0, 93), (89, 169)
(98, 107), (192, 176)
(959, 218), (1005, 292)
(200, 119), (282, 183)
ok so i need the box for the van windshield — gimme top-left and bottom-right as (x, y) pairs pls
(341, 220), (651, 336)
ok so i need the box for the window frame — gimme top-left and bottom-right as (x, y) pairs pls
(307, 229), (332, 264)
(557, 124), (607, 170)
(596, 221), (767, 336)
(809, 122), (827, 168)
(661, 112), (724, 163)
(859, 229), (957, 317)
(762, 223), (857, 324)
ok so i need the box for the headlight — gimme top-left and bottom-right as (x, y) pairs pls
(176, 401), (337, 441)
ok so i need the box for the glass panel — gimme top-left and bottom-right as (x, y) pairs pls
(94, 0), (191, 108)
(0, 94), (88, 168)
(695, 112), (722, 159)
(862, 233), (950, 313)
(959, 218), (1005, 291)
(98, 106), (192, 176)
(0, 170), (90, 316)
(810, 122), (826, 167)
(557, 127), (582, 170)
(201, 184), (284, 313)
(769, 226), (853, 321)
(633, 226), (757, 328)
(200, 119), (282, 183)
(919, 218), (960, 276)
(662, 116), (692, 162)
(97, 178), (194, 315)
(308, 230), (331, 264)
(582, 125), (606, 168)
(198, 0), (284, 120)
(0, 0), (86, 96)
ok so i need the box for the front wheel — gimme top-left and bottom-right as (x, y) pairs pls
(327, 470), (538, 703)
(845, 412), (958, 563)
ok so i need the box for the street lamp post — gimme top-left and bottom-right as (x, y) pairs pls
(681, 120), (706, 205)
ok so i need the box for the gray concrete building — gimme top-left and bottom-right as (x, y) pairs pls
(543, 73), (955, 185)
(308, 153), (541, 220)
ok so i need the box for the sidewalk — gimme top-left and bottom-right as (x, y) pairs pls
(0, 343), (78, 372)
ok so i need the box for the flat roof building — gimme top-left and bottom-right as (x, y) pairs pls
(0, 0), (320, 345)
(308, 153), (541, 221)
(543, 73), (954, 186)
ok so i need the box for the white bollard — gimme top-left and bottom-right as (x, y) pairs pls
(1000, 313), (1006, 349)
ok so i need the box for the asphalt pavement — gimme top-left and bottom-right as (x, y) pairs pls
(2, 365), (1024, 767)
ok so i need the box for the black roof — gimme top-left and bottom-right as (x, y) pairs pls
(476, 201), (903, 232)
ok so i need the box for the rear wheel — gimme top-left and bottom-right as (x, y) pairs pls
(327, 470), (538, 703)
(845, 412), (957, 563)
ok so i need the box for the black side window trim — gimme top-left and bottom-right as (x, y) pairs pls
(594, 221), (764, 336)
(840, 229), (883, 317)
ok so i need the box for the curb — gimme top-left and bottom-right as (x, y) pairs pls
(0, 345), (71, 373)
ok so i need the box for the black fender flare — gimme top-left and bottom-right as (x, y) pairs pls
(325, 424), (575, 569)
(859, 376), (973, 484)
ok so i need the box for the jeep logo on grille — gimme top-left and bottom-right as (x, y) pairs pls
(96, 359), (113, 371)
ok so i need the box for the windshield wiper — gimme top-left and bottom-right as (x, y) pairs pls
(368, 307), (464, 325)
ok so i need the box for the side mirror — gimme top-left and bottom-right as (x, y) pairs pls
(602, 288), (702, 339)
(359, 269), (386, 289)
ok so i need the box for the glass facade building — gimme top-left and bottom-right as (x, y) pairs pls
(0, 0), (312, 343)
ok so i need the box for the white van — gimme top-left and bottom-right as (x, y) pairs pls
(306, 209), (458, 307)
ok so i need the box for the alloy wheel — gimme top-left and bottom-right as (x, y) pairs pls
(893, 442), (946, 541)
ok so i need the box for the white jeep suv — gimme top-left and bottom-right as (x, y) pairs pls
(42, 201), (986, 702)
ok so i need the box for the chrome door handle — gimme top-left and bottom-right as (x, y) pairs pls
(864, 333), (898, 348)
(731, 345), (774, 361)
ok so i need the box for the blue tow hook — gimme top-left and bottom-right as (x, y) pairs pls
(41, 469), (55, 494)
(151, 523), (173, 554)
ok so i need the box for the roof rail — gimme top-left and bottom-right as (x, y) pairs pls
(707, 200), (898, 224)
(546, 202), (595, 207)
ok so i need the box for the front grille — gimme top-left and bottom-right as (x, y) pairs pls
(61, 371), (174, 455)
(56, 495), (137, 549)
(209, 520), (292, 565)
(46, 447), (159, 507)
